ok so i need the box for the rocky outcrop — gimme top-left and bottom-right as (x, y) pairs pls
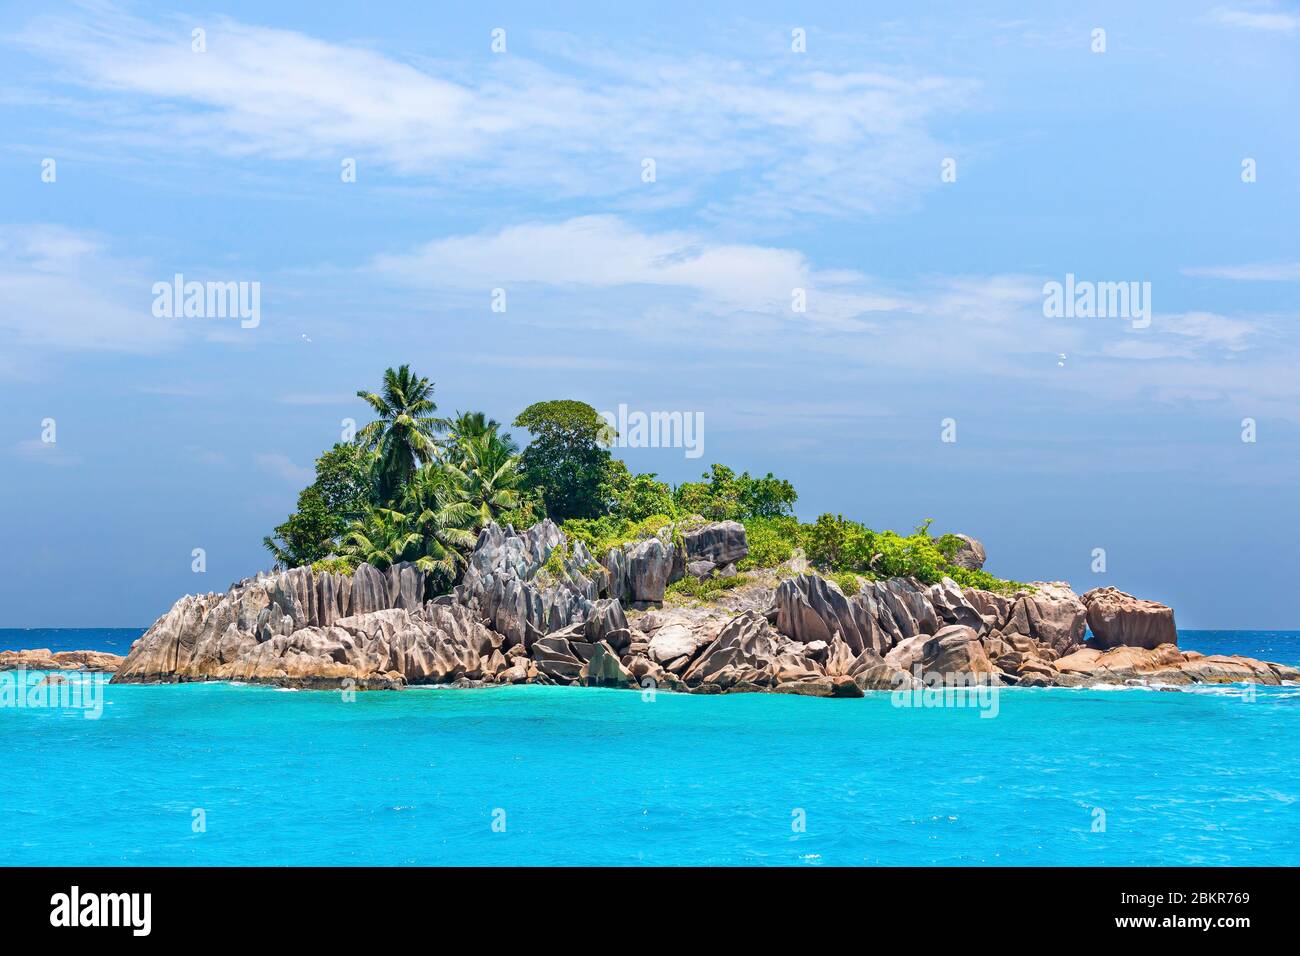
(950, 534), (986, 571)
(110, 520), (1294, 696)
(680, 611), (822, 689)
(773, 573), (956, 656)
(0, 649), (124, 672)
(116, 603), (503, 688)
(774, 573), (885, 655)
(1082, 587), (1177, 650)
(1055, 643), (1300, 687)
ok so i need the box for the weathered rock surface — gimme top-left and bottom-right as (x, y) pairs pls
(1082, 587), (1177, 650)
(995, 582), (1086, 656)
(918, 625), (999, 679)
(681, 520), (748, 567)
(774, 573), (885, 655)
(0, 649), (124, 672)
(116, 603), (502, 688)
(603, 533), (676, 605)
(456, 521), (602, 650)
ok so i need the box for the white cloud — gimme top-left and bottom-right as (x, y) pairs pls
(11, 9), (971, 219)
(0, 225), (182, 353)
(254, 453), (313, 485)
(373, 215), (906, 330)
(1209, 5), (1300, 33)
(1182, 261), (1300, 281)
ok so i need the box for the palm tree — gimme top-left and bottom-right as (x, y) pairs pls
(448, 432), (523, 527)
(356, 365), (446, 504)
(339, 469), (476, 587)
(443, 410), (517, 467)
(339, 507), (421, 572)
(401, 464), (479, 582)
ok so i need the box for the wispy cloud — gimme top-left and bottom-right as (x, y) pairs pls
(1208, 4), (1300, 33)
(372, 215), (906, 330)
(1182, 261), (1300, 281)
(254, 452), (313, 484)
(10, 8), (972, 220)
(12, 439), (81, 467)
(0, 224), (182, 353)
(276, 392), (356, 406)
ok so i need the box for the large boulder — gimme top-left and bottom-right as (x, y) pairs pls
(997, 582), (1086, 656)
(1082, 587), (1177, 650)
(583, 641), (634, 687)
(604, 535), (676, 605)
(927, 578), (985, 631)
(917, 625), (999, 680)
(863, 578), (940, 644)
(681, 611), (822, 690)
(681, 521), (748, 567)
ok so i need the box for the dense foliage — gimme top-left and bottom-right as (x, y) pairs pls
(513, 400), (612, 521)
(264, 367), (1023, 596)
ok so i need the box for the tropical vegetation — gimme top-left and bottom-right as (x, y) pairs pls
(264, 366), (1024, 597)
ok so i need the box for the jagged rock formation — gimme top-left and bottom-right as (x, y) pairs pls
(106, 521), (1296, 695)
(1082, 587), (1178, 649)
(455, 520), (601, 650)
(603, 535), (676, 604)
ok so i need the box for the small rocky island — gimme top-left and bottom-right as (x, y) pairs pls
(106, 520), (1298, 696)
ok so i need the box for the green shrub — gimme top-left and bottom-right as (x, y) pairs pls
(311, 556), (356, 575)
(667, 574), (750, 601)
(540, 541), (570, 580)
(737, 516), (800, 570)
(830, 571), (861, 595)
(563, 513), (676, 557)
(800, 513), (1024, 591)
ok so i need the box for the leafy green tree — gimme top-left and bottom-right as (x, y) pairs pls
(672, 464), (796, 521)
(263, 486), (339, 569)
(513, 400), (612, 521)
(600, 459), (675, 522)
(737, 471), (797, 519)
(339, 507), (420, 572)
(356, 365), (446, 504)
(312, 442), (376, 523)
(262, 443), (378, 569)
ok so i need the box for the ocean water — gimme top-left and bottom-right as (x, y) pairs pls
(2, 630), (1298, 866)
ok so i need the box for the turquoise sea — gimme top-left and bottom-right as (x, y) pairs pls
(3, 629), (1299, 866)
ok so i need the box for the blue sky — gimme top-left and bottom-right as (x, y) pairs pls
(1, 0), (1298, 628)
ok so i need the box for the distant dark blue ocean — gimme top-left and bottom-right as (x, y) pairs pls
(3, 629), (1298, 866)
